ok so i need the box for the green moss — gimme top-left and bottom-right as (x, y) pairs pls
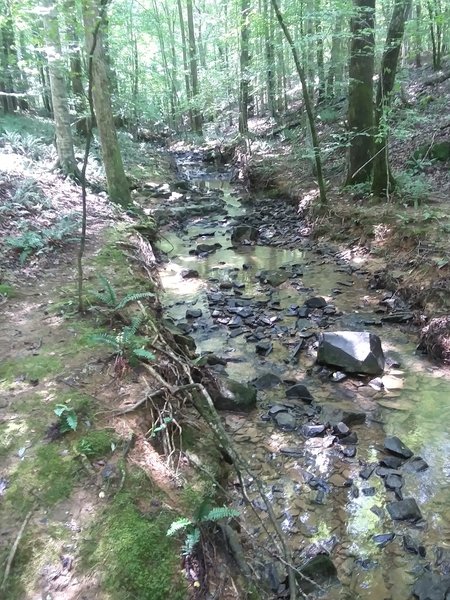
(5, 443), (78, 513)
(76, 429), (117, 458)
(83, 488), (186, 600)
(0, 354), (64, 383)
(0, 283), (15, 297)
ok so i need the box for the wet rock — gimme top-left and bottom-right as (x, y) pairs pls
(313, 490), (326, 504)
(359, 464), (377, 480)
(341, 446), (357, 458)
(231, 225), (258, 244)
(340, 432), (358, 445)
(382, 312), (414, 323)
(268, 404), (289, 417)
(371, 505), (385, 518)
(376, 467), (402, 478)
(257, 270), (289, 287)
(333, 422), (350, 437)
(403, 534), (426, 557)
(280, 447), (304, 456)
(373, 533), (395, 547)
(329, 473), (352, 487)
(405, 456), (429, 472)
(229, 328), (245, 338)
(362, 487), (376, 496)
(219, 281), (233, 290)
(385, 474), (403, 490)
(228, 315), (243, 328)
(384, 436), (413, 459)
(297, 552), (338, 594)
(273, 412), (297, 431)
(331, 371), (347, 382)
(181, 268), (199, 279)
(252, 372), (282, 389)
(298, 306), (310, 318)
(301, 424), (326, 437)
(285, 383), (314, 403)
(305, 297), (327, 309)
(412, 572), (450, 600)
(255, 340), (273, 356)
(317, 331), (385, 375)
(379, 456), (404, 469)
(387, 498), (423, 521)
(211, 377), (257, 411)
(186, 308), (202, 319)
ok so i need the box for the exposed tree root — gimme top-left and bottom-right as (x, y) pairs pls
(419, 315), (450, 364)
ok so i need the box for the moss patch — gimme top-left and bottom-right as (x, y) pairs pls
(0, 353), (64, 384)
(82, 474), (186, 600)
(76, 429), (117, 459)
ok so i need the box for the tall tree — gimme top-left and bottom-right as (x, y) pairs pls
(43, 0), (80, 177)
(82, 0), (130, 207)
(186, 0), (202, 134)
(372, 0), (412, 195)
(345, 0), (375, 185)
(63, 0), (86, 114)
(238, 0), (250, 133)
(177, 0), (193, 129)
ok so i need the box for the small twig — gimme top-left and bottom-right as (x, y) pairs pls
(112, 387), (166, 415)
(1, 508), (35, 590)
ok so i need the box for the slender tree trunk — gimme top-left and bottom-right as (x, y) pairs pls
(186, 0), (202, 134)
(239, 0), (250, 133)
(372, 0), (412, 196)
(345, 0), (375, 185)
(177, 0), (193, 129)
(82, 0), (130, 207)
(415, 1), (422, 67)
(43, 0), (80, 177)
(63, 0), (86, 114)
(264, 0), (276, 117)
(0, 1), (19, 113)
(326, 16), (343, 99)
(315, 0), (326, 104)
(271, 0), (327, 206)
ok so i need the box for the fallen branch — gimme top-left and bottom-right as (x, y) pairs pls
(1, 508), (35, 591)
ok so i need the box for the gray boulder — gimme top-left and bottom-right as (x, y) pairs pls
(317, 331), (385, 375)
(211, 377), (257, 411)
(387, 498), (422, 521)
(257, 270), (289, 287)
(413, 572), (450, 600)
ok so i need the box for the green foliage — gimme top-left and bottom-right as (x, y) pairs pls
(0, 283), (15, 297)
(167, 502), (239, 557)
(5, 214), (79, 263)
(0, 179), (52, 216)
(93, 275), (155, 311)
(90, 315), (156, 365)
(54, 403), (78, 432)
(2, 129), (49, 160)
(83, 491), (186, 600)
(395, 171), (431, 207)
(76, 430), (117, 458)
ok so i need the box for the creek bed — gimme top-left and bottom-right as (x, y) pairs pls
(155, 156), (450, 599)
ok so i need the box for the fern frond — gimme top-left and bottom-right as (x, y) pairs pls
(124, 314), (146, 338)
(167, 518), (192, 536)
(182, 528), (201, 556)
(90, 333), (121, 351)
(115, 291), (155, 310)
(97, 275), (118, 307)
(133, 348), (156, 361)
(201, 506), (240, 523)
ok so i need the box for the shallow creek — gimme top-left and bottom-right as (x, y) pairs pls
(156, 157), (450, 599)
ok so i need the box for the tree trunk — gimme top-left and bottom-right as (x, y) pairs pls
(0, 1), (19, 113)
(82, 0), (130, 207)
(63, 0), (86, 114)
(345, 0), (375, 185)
(264, 0), (276, 117)
(372, 0), (412, 196)
(415, 1), (422, 67)
(186, 0), (202, 134)
(315, 0), (326, 105)
(326, 16), (343, 99)
(177, 0), (193, 129)
(271, 0), (327, 206)
(238, 0), (250, 133)
(43, 0), (80, 177)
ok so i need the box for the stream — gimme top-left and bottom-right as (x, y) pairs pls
(153, 152), (450, 599)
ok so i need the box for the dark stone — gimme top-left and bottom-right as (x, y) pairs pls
(340, 432), (358, 445)
(231, 225), (259, 244)
(305, 297), (327, 309)
(412, 572), (450, 600)
(372, 533), (395, 547)
(341, 446), (357, 458)
(229, 328), (245, 338)
(405, 456), (429, 472)
(333, 422), (350, 437)
(257, 270), (289, 287)
(313, 490), (326, 504)
(362, 487), (376, 496)
(376, 467), (402, 478)
(186, 308), (202, 319)
(196, 242), (221, 254)
(317, 331), (385, 375)
(210, 377), (257, 411)
(384, 436), (414, 459)
(371, 505), (385, 518)
(252, 372), (282, 390)
(403, 534), (426, 557)
(360, 464), (376, 480)
(181, 269), (199, 279)
(273, 412), (297, 431)
(285, 383), (314, 403)
(220, 281), (233, 290)
(255, 340), (273, 355)
(387, 498), (423, 522)
(280, 447), (304, 457)
(297, 553), (338, 594)
(268, 404), (289, 417)
(298, 306), (310, 318)
(381, 312), (414, 323)
(228, 315), (243, 328)
(379, 456), (404, 469)
(301, 424), (326, 437)
(385, 474), (403, 490)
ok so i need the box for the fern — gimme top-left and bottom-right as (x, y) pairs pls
(90, 333), (122, 352)
(115, 291), (155, 310)
(94, 276), (118, 307)
(133, 348), (156, 361)
(124, 314), (146, 338)
(182, 529), (201, 556)
(167, 518), (192, 537)
(201, 506), (240, 523)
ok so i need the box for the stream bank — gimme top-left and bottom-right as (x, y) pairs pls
(144, 149), (450, 599)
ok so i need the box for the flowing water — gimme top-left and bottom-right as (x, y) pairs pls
(156, 156), (450, 599)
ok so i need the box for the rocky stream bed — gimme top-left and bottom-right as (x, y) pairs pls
(141, 151), (450, 599)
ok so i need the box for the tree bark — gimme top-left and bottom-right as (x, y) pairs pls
(63, 0), (86, 114)
(264, 0), (276, 117)
(177, 0), (193, 129)
(82, 0), (130, 207)
(345, 0), (375, 185)
(238, 0), (251, 133)
(186, 0), (202, 134)
(43, 0), (80, 177)
(372, 0), (412, 196)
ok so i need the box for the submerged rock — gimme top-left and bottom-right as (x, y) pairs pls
(186, 308), (202, 319)
(387, 498), (422, 522)
(412, 572), (450, 600)
(257, 270), (289, 287)
(211, 377), (257, 411)
(384, 436), (413, 459)
(317, 331), (385, 375)
(285, 383), (314, 403)
(273, 411), (296, 430)
(305, 296), (327, 309)
(230, 225), (258, 244)
(297, 552), (338, 594)
(252, 372), (282, 389)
